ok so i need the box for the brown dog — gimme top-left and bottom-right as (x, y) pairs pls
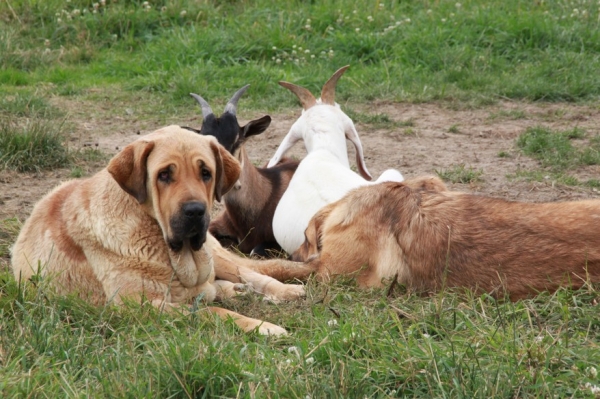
(289, 176), (600, 300)
(11, 126), (309, 335)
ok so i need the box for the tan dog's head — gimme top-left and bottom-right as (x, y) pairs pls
(107, 126), (240, 252)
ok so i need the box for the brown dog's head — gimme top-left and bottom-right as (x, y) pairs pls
(291, 205), (333, 262)
(107, 126), (241, 252)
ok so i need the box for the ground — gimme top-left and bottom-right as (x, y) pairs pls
(2, 99), (600, 270)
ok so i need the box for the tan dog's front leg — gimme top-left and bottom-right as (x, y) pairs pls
(207, 307), (288, 336)
(209, 235), (308, 302)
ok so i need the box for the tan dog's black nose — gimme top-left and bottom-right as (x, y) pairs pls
(183, 202), (206, 219)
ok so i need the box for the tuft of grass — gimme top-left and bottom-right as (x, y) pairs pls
(0, 92), (63, 119)
(0, 218), (20, 271)
(487, 109), (527, 121)
(517, 126), (599, 172)
(344, 108), (402, 129)
(448, 124), (461, 134)
(436, 164), (483, 184)
(0, 120), (72, 172)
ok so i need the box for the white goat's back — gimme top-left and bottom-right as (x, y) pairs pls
(272, 150), (404, 254)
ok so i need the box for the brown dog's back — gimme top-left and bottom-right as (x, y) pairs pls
(293, 176), (600, 299)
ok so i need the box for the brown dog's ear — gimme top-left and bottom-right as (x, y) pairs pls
(210, 140), (241, 202)
(107, 140), (155, 203)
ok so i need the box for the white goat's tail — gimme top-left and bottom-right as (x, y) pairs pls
(375, 169), (404, 184)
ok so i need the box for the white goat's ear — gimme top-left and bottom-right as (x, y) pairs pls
(267, 125), (301, 168)
(279, 81), (316, 110)
(242, 115), (271, 139)
(345, 124), (373, 181)
(320, 65), (349, 105)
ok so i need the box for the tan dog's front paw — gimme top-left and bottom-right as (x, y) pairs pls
(263, 283), (306, 303)
(257, 322), (288, 336)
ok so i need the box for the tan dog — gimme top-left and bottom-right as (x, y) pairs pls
(11, 126), (309, 335)
(289, 176), (600, 300)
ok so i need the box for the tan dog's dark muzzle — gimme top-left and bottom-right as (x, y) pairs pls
(169, 201), (209, 252)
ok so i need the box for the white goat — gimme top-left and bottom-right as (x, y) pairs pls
(268, 66), (404, 254)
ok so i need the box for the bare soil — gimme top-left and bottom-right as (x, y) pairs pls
(2, 100), (600, 268)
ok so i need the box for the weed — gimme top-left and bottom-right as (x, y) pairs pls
(436, 164), (483, 184)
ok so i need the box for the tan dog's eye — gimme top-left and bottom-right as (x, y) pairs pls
(158, 169), (171, 183)
(201, 167), (211, 182)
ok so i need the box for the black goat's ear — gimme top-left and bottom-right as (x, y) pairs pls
(241, 115), (271, 139)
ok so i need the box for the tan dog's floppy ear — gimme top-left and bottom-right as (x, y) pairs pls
(210, 140), (241, 202)
(107, 140), (155, 203)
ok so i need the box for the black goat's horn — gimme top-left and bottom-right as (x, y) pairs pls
(190, 93), (214, 119)
(224, 84), (250, 115)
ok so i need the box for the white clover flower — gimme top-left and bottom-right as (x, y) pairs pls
(379, 3), (384, 8)
(298, 46), (303, 51)
(441, 18), (447, 22)
(292, 44), (297, 48)
(310, 54), (315, 59)
(305, 24), (311, 30)
(180, 10), (187, 16)
(367, 15), (374, 22)
(111, 34), (118, 40)
(288, 346), (300, 355)
(587, 366), (598, 378)
(272, 46), (277, 50)
(327, 319), (338, 327)
(306, 18), (311, 23)
(275, 58), (281, 64)
(450, 12), (455, 17)
(355, 27), (360, 32)
(57, 17), (62, 22)
(93, 2), (99, 9)
(423, 333), (431, 338)
(585, 382), (600, 394)
(160, 6), (166, 12)
(142, 1), (148, 6)
(405, 18), (411, 23)
(455, 2), (462, 8)
(100, 0), (106, 5)
(306, 357), (315, 364)
(304, 49), (310, 53)
(285, 359), (292, 364)
(44, 39), (50, 46)
(353, 9), (357, 14)
(72, 9), (80, 16)
(427, 9), (433, 14)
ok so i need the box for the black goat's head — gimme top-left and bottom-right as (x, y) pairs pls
(183, 85), (272, 155)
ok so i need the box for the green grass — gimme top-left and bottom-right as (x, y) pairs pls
(514, 126), (600, 185)
(2, 0), (600, 111)
(436, 164), (484, 184)
(0, 119), (72, 172)
(2, 274), (600, 397)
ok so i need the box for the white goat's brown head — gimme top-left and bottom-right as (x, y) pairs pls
(267, 65), (372, 180)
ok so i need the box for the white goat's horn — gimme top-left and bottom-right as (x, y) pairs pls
(190, 93), (214, 119)
(321, 65), (350, 105)
(224, 84), (250, 115)
(279, 81), (317, 110)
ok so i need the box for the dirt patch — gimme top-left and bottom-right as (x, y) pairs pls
(2, 101), (600, 268)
